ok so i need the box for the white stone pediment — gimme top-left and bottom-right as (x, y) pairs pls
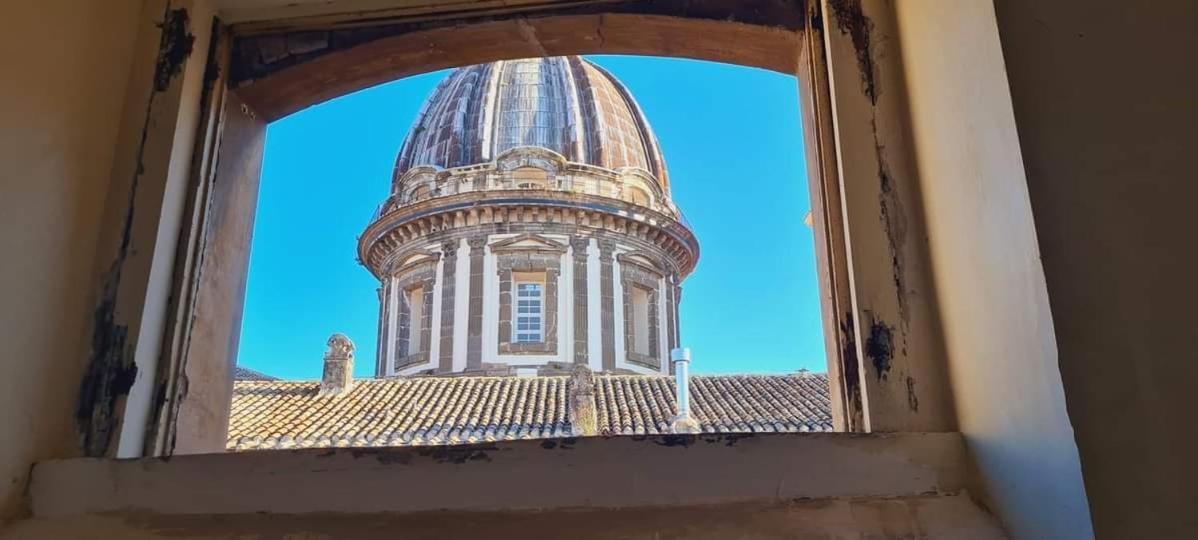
(397, 166), (442, 185)
(494, 146), (567, 173)
(489, 233), (568, 254)
(393, 250), (441, 272)
(617, 252), (664, 274)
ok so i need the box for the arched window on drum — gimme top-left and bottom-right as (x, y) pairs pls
(408, 184), (431, 202)
(512, 166), (549, 189)
(626, 186), (651, 207)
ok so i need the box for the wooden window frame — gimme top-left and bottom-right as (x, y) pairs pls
(513, 277), (546, 343)
(83, 0), (956, 458)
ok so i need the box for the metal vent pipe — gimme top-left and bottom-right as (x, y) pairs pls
(671, 347), (699, 433)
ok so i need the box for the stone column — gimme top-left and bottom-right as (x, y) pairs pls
(379, 278), (394, 376)
(666, 275), (677, 351)
(466, 236), (488, 370)
(674, 283), (683, 346)
(599, 240), (616, 372)
(419, 283), (434, 358)
(374, 284), (386, 377)
(395, 283), (412, 359)
(571, 237), (590, 365)
(438, 239), (458, 372)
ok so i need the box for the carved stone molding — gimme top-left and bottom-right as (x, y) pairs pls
(495, 248), (562, 356)
(489, 233), (568, 255)
(621, 259), (663, 371)
(389, 262), (436, 374)
(359, 192), (698, 279)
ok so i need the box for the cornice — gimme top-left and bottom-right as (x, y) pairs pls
(359, 191), (699, 280)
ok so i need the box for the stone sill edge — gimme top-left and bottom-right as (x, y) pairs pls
(30, 432), (969, 518)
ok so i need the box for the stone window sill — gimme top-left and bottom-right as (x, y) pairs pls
(498, 342), (556, 355)
(30, 432), (970, 518)
(626, 352), (661, 370)
(394, 352), (429, 370)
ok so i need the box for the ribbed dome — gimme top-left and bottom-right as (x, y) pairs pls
(393, 56), (670, 190)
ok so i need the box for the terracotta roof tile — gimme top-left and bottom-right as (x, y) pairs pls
(233, 366), (277, 381)
(228, 373), (832, 450)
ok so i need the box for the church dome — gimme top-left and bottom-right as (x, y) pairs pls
(361, 56), (699, 378)
(393, 56), (670, 191)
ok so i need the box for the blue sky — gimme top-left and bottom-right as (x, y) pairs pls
(237, 55), (824, 380)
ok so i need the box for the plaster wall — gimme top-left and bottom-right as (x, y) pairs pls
(890, 2), (1092, 537)
(991, 1), (1198, 537)
(4, 495), (1004, 540)
(0, 0), (146, 521)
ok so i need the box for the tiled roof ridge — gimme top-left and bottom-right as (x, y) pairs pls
(233, 365), (280, 381)
(232, 373), (823, 383)
(228, 372), (833, 450)
(591, 373), (828, 384)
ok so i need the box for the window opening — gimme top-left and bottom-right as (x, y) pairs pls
(409, 185), (430, 202)
(627, 187), (650, 206)
(631, 285), (651, 355)
(514, 281), (544, 343)
(217, 53), (835, 453)
(511, 166), (548, 189)
(406, 286), (424, 354)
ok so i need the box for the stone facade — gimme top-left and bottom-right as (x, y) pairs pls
(359, 57), (699, 377)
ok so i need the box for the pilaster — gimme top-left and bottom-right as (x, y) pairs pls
(438, 240), (458, 372)
(598, 240), (616, 372)
(466, 236), (488, 370)
(570, 237), (590, 365)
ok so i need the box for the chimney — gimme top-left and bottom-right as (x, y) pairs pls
(671, 347), (700, 433)
(319, 333), (355, 396)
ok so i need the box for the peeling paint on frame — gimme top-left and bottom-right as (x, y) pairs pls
(76, 3), (196, 457)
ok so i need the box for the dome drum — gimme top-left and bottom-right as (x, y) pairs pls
(373, 223), (685, 377)
(360, 190), (699, 279)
